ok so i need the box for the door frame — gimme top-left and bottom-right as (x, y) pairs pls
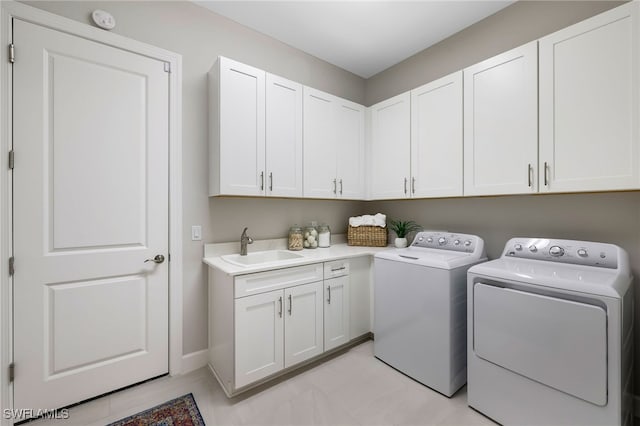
(0, 1), (183, 422)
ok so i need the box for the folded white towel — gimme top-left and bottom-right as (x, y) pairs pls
(349, 213), (386, 228)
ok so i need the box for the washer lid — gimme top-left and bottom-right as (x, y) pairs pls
(468, 258), (631, 298)
(375, 247), (486, 269)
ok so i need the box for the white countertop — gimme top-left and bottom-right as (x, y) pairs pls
(203, 236), (390, 276)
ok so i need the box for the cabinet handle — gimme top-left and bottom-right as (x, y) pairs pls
(288, 294), (292, 315)
(327, 286), (331, 304)
(260, 171), (264, 191)
(278, 296), (283, 317)
(269, 172), (273, 191)
(404, 178), (408, 194)
(527, 164), (533, 188)
(331, 266), (346, 272)
(333, 178), (337, 194)
(412, 177), (416, 194)
(339, 179), (343, 195)
(544, 162), (549, 186)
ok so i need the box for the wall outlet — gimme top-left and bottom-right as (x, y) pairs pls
(191, 225), (202, 241)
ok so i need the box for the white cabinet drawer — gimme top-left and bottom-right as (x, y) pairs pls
(235, 264), (323, 298)
(324, 260), (350, 278)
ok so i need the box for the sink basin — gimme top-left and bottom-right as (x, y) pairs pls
(221, 250), (305, 267)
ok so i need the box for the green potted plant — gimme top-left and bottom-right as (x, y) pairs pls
(388, 219), (422, 248)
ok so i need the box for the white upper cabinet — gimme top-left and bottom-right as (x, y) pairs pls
(539, 2), (640, 193)
(210, 57), (266, 196)
(266, 74), (303, 197)
(463, 41), (538, 196)
(209, 57), (302, 197)
(369, 92), (411, 199)
(411, 71), (463, 198)
(303, 87), (365, 199)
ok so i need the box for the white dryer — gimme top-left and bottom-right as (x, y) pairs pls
(467, 238), (633, 425)
(374, 231), (487, 396)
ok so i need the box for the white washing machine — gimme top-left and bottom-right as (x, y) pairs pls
(467, 237), (633, 425)
(374, 231), (487, 396)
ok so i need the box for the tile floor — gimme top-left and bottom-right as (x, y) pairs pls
(32, 341), (496, 425)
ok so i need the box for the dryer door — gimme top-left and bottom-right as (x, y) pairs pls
(473, 283), (607, 406)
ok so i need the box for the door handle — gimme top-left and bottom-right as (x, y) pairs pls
(527, 164), (533, 188)
(144, 254), (165, 264)
(327, 286), (331, 304)
(544, 162), (549, 186)
(288, 294), (292, 315)
(269, 172), (273, 191)
(412, 177), (416, 194)
(278, 296), (283, 318)
(333, 178), (337, 194)
(260, 171), (264, 191)
(339, 179), (343, 195)
(404, 178), (408, 194)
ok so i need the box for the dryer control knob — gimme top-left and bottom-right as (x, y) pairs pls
(454, 240), (460, 246)
(515, 244), (523, 251)
(529, 245), (538, 253)
(549, 246), (564, 257)
(427, 237), (433, 243)
(577, 248), (588, 257)
(464, 240), (472, 247)
(438, 237), (447, 245)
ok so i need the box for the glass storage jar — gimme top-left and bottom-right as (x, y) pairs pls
(303, 224), (319, 249)
(318, 224), (331, 248)
(288, 226), (304, 251)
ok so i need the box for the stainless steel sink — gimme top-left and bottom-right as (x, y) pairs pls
(221, 250), (304, 267)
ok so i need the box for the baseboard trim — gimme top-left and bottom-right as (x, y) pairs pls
(181, 349), (208, 374)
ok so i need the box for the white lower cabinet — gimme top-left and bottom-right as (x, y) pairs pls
(234, 289), (284, 388)
(210, 258), (366, 397)
(324, 276), (350, 351)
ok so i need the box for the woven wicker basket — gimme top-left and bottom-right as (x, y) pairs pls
(347, 225), (387, 247)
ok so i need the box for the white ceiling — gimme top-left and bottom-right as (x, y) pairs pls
(197, 1), (515, 78)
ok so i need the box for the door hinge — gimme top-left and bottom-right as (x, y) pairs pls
(8, 44), (14, 64)
(8, 257), (14, 276)
(8, 363), (14, 382)
(8, 150), (14, 170)
(164, 62), (170, 73)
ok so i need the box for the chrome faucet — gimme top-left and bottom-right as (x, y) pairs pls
(240, 227), (253, 256)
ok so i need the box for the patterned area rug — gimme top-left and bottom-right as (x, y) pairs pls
(107, 393), (205, 425)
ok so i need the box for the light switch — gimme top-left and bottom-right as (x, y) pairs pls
(191, 225), (202, 241)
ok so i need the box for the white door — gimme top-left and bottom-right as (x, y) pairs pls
(369, 92), (411, 199)
(336, 100), (366, 199)
(464, 41), (538, 196)
(235, 290), (284, 388)
(411, 71), (463, 198)
(266, 73), (303, 197)
(324, 277), (350, 351)
(539, 2), (640, 192)
(13, 20), (169, 411)
(303, 87), (337, 198)
(219, 57), (266, 196)
(284, 282), (323, 368)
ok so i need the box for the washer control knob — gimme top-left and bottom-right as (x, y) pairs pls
(454, 240), (460, 246)
(438, 237), (447, 245)
(529, 245), (537, 253)
(464, 240), (472, 247)
(549, 246), (564, 257)
(418, 237), (424, 241)
(514, 244), (523, 251)
(427, 237), (433, 243)
(577, 248), (588, 257)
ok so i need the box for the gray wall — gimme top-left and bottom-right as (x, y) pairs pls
(22, 0), (366, 355)
(365, 0), (623, 106)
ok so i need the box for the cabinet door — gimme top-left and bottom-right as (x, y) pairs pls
(218, 57), (266, 196)
(324, 276), (350, 351)
(266, 74), (303, 197)
(303, 87), (337, 198)
(235, 290), (284, 388)
(464, 42), (538, 196)
(539, 3), (640, 192)
(336, 100), (366, 199)
(284, 282), (323, 368)
(369, 92), (411, 199)
(411, 71), (463, 198)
